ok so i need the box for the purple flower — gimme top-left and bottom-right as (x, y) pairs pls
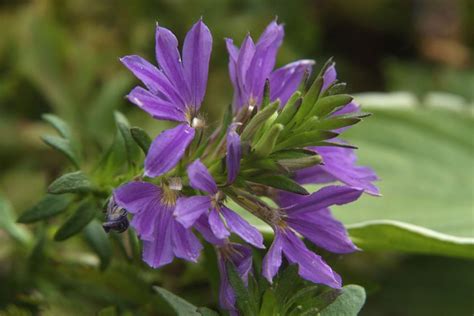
(174, 159), (264, 248)
(121, 19), (212, 177)
(114, 181), (202, 268)
(226, 20), (314, 111)
(217, 243), (253, 315)
(263, 186), (363, 288)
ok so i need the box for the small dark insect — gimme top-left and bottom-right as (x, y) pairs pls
(102, 197), (129, 233)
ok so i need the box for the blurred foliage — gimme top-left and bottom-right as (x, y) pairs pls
(0, 0), (473, 315)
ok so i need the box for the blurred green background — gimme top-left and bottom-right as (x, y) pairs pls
(0, 0), (473, 315)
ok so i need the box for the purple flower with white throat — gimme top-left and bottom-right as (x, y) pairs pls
(262, 185), (363, 288)
(121, 19), (212, 177)
(174, 159), (264, 248)
(113, 180), (202, 268)
(216, 243), (253, 315)
(226, 20), (314, 111)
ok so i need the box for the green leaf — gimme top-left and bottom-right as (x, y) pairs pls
(261, 79), (271, 109)
(54, 199), (97, 241)
(270, 149), (316, 160)
(97, 306), (118, 316)
(153, 286), (200, 316)
(325, 82), (347, 96)
(347, 220), (474, 259)
(115, 111), (140, 167)
(313, 117), (361, 130)
(17, 194), (72, 223)
(253, 124), (284, 157)
(259, 289), (277, 316)
(250, 175), (309, 195)
(310, 94), (353, 118)
(48, 171), (94, 194)
(196, 307), (220, 316)
(291, 77), (323, 124)
(241, 100), (280, 142)
(0, 194), (31, 245)
(41, 135), (80, 167)
(226, 262), (257, 316)
(84, 220), (112, 270)
(274, 130), (338, 151)
(42, 113), (72, 139)
(130, 126), (152, 154)
(320, 285), (366, 316)
(274, 92), (301, 126)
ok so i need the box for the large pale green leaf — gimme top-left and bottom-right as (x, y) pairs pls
(320, 285), (366, 316)
(231, 96), (474, 258)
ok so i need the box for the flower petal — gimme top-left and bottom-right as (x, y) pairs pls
(182, 19), (212, 109)
(269, 59), (314, 106)
(187, 159), (218, 194)
(246, 21), (284, 105)
(262, 229), (283, 283)
(127, 86), (186, 122)
(296, 146), (380, 196)
(236, 34), (256, 104)
(226, 124), (241, 184)
(284, 185), (363, 216)
(208, 208), (230, 240)
(170, 219), (202, 262)
(144, 124), (195, 177)
(194, 215), (225, 245)
(120, 55), (185, 107)
(225, 38), (243, 109)
(221, 206), (264, 248)
(142, 207), (174, 268)
(281, 230), (342, 288)
(287, 208), (358, 254)
(174, 195), (212, 228)
(322, 62), (337, 92)
(155, 25), (190, 101)
(113, 181), (161, 214)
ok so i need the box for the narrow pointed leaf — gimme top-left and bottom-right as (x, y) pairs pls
(226, 262), (258, 316)
(42, 113), (72, 139)
(130, 126), (152, 154)
(325, 82), (347, 96)
(253, 124), (284, 157)
(311, 95), (353, 118)
(54, 200), (97, 241)
(274, 93), (301, 126)
(18, 194), (72, 223)
(314, 117), (361, 130)
(84, 220), (112, 270)
(48, 171), (94, 194)
(291, 77), (323, 125)
(41, 135), (80, 167)
(115, 111), (140, 167)
(153, 286), (200, 316)
(250, 175), (309, 195)
(241, 100), (280, 141)
(275, 131), (339, 151)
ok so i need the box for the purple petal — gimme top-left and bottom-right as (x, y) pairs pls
(208, 208), (230, 240)
(246, 21), (284, 105)
(120, 55), (185, 107)
(182, 19), (212, 109)
(113, 181), (161, 214)
(296, 146), (380, 196)
(155, 25), (190, 102)
(174, 195), (212, 228)
(284, 185), (363, 216)
(144, 124), (195, 178)
(142, 207), (174, 268)
(187, 159), (218, 194)
(281, 230), (342, 288)
(322, 62), (337, 92)
(127, 86), (186, 122)
(262, 229), (283, 283)
(236, 34), (256, 106)
(170, 219), (202, 262)
(194, 215), (225, 245)
(287, 208), (358, 254)
(332, 101), (360, 116)
(225, 38), (243, 109)
(269, 59), (314, 106)
(221, 206), (264, 248)
(226, 124), (241, 184)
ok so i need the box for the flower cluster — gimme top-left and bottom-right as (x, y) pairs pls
(113, 19), (378, 314)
